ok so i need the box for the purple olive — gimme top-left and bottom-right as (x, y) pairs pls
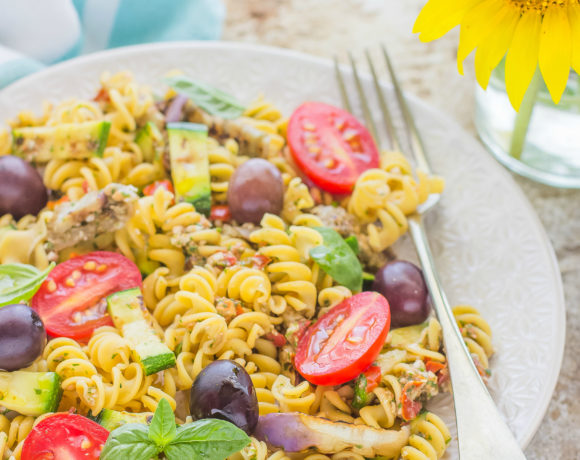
(227, 158), (284, 224)
(0, 304), (46, 371)
(0, 156), (47, 219)
(372, 260), (430, 328)
(190, 360), (258, 434)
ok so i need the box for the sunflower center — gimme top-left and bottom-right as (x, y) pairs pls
(507, 0), (576, 12)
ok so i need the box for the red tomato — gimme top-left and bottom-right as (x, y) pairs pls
(425, 360), (445, 374)
(21, 413), (109, 460)
(46, 195), (70, 211)
(210, 205), (231, 222)
(250, 254), (271, 270)
(265, 331), (287, 348)
(295, 292), (391, 386)
(363, 365), (382, 393)
(31, 252), (142, 341)
(143, 179), (174, 197)
(401, 381), (424, 421)
(287, 102), (380, 194)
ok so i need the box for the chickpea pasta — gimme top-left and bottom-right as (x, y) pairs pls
(0, 72), (495, 460)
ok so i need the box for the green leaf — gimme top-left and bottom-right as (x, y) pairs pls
(0, 263), (55, 307)
(351, 374), (369, 410)
(100, 423), (161, 460)
(164, 76), (245, 119)
(164, 419), (250, 460)
(309, 227), (363, 292)
(148, 398), (176, 448)
(344, 236), (359, 254)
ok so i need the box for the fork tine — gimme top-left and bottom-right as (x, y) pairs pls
(334, 57), (353, 114)
(347, 52), (379, 144)
(365, 49), (400, 152)
(381, 44), (432, 174)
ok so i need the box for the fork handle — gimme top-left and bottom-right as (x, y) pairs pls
(408, 215), (526, 460)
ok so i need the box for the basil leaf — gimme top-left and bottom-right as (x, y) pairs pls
(100, 423), (161, 460)
(148, 398), (176, 448)
(345, 236), (359, 254)
(309, 227), (363, 291)
(164, 76), (245, 119)
(0, 263), (54, 307)
(164, 419), (250, 460)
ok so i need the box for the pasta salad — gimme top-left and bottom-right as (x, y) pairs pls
(0, 72), (493, 460)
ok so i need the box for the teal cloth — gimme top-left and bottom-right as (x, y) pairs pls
(0, 0), (224, 89)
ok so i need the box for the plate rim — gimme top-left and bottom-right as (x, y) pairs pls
(0, 40), (566, 449)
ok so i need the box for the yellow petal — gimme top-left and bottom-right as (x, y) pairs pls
(457, 0), (508, 74)
(413, 0), (481, 42)
(474, 6), (519, 89)
(569, 4), (580, 75)
(539, 7), (572, 105)
(505, 10), (542, 111)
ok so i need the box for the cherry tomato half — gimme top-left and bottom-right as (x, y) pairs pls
(287, 102), (380, 195)
(295, 291), (391, 386)
(31, 251), (142, 341)
(363, 365), (382, 393)
(210, 205), (231, 222)
(143, 179), (174, 197)
(21, 413), (109, 460)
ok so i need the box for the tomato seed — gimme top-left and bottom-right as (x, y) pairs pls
(347, 336), (363, 344)
(83, 261), (96, 271)
(47, 280), (57, 293)
(65, 278), (75, 287)
(302, 122), (316, 131)
(96, 264), (107, 272)
(72, 270), (82, 280)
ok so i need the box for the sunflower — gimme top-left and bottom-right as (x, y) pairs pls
(413, 0), (580, 110)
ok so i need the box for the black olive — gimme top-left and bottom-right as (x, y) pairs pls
(372, 260), (430, 328)
(190, 360), (259, 434)
(227, 158), (284, 224)
(0, 156), (48, 219)
(0, 304), (46, 371)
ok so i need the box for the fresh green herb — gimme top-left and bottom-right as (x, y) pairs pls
(100, 398), (250, 460)
(148, 397), (176, 447)
(344, 236), (359, 254)
(0, 262), (55, 307)
(100, 423), (160, 460)
(309, 227), (362, 291)
(164, 75), (245, 119)
(352, 374), (369, 409)
(164, 419), (251, 460)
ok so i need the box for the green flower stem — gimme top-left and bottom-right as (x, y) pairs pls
(509, 68), (542, 160)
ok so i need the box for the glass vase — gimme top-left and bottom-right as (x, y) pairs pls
(475, 62), (580, 188)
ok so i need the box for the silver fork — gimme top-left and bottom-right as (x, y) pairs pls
(335, 46), (527, 460)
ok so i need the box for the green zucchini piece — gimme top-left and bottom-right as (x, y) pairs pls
(0, 371), (61, 416)
(107, 288), (176, 375)
(167, 122), (211, 215)
(135, 121), (164, 164)
(94, 408), (152, 431)
(12, 121), (111, 162)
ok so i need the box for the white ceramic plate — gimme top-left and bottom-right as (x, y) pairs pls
(0, 42), (565, 457)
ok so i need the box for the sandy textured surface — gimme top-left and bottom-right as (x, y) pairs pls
(223, 1), (580, 459)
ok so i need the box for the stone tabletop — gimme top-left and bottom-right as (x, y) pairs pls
(223, 1), (580, 459)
